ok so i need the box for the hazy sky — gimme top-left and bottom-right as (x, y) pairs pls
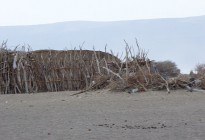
(0, 0), (205, 26)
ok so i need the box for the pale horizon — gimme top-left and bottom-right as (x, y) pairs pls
(0, 0), (205, 26)
(1, 15), (205, 27)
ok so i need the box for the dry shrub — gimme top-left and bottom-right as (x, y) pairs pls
(194, 64), (205, 89)
(195, 64), (205, 78)
(156, 60), (180, 77)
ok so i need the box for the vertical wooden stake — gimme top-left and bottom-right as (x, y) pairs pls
(126, 46), (129, 82)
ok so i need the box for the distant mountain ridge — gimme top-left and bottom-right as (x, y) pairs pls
(0, 15), (205, 73)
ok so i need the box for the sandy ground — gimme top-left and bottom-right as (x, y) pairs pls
(0, 90), (205, 140)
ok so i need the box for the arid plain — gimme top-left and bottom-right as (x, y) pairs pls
(0, 90), (205, 140)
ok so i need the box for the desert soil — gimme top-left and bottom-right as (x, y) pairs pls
(0, 90), (205, 140)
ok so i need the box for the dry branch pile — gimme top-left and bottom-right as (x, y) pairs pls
(1, 40), (204, 94)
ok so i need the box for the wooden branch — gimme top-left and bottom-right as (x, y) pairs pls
(158, 74), (170, 93)
(93, 47), (101, 75)
(102, 67), (123, 80)
(125, 46), (129, 81)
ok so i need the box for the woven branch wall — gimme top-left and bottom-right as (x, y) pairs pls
(0, 49), (119, 94)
